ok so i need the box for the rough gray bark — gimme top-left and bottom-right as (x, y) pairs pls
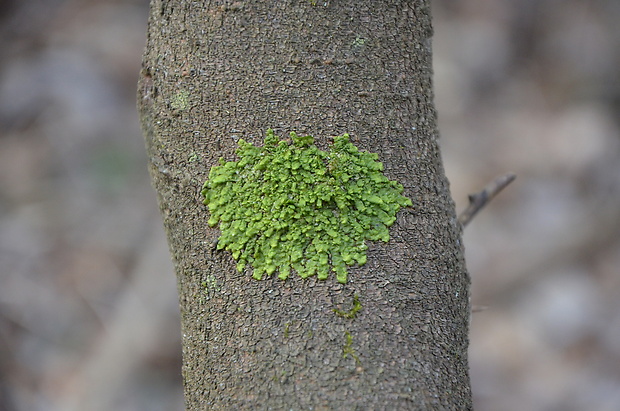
(138, 1), (472, 409)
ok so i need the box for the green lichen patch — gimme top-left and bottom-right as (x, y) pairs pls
(202, 274), (219, 292)
(201, 129), (411, 283)
(170, 89), (190, 110)
(342, 331), (361, 365)
(334, 294), (362, 319)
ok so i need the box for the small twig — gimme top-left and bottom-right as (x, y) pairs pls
(458, 173), (516, 228)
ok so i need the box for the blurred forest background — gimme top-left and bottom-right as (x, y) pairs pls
(1, 1), (618, 410)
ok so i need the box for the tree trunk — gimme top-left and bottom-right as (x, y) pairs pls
(138, 1), (471, 409)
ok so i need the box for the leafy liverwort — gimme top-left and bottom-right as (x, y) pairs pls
(201, 129), (411, 283)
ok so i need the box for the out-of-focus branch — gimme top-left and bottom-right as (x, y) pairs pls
(458, 173), (516, 228)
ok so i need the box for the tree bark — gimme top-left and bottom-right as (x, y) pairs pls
(138, 1), (471, 409)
